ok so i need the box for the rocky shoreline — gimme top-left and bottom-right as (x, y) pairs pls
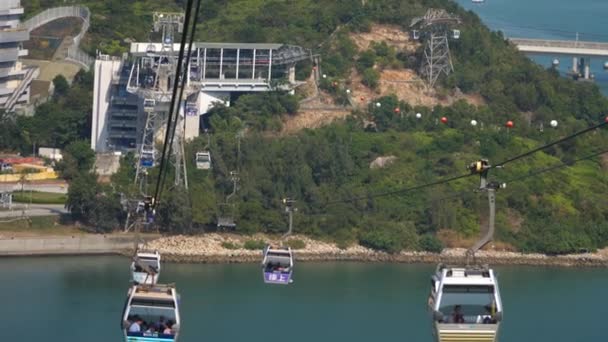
(142, 234), (608, 268)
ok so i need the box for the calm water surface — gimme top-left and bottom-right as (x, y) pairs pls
(455, 0), (608, 93)
(0, 256), (605, 341)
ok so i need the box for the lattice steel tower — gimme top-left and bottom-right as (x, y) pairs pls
(410, 9), (461, 88)
(127, 12), (189, 192)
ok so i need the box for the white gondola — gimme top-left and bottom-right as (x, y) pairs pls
(121, 284), (181, 342)
(195, 151), (211, 170)
(261, 245), (294, 285)
(428, 159), (504, 342)
(143, 98), (156, 112)
(412, 29), (420, 40)
(131, 251), (161, 285)
(453, 29), (461, 40)
(428, 265), (503, 342)
(216, 202), (236, 230)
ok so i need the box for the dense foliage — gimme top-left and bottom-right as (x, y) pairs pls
(0, 71), (93, 154)
(17, 0), (608, 254)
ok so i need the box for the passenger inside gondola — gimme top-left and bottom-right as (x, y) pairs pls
(451, 305), (465, 323)
(438, 285), (497, 324)
(127, 303), (177, 336)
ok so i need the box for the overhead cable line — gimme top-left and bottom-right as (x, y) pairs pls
(493, 120), (607, 168)
(326, 119), (607, 206)
(325, 172), (475, 205)
(429, 148), (608, 205)
(155, 0), (203, 207)
(503, 148), (608, 183)
(151, 0), (198, 207)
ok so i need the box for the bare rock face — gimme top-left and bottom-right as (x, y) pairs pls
(370, 155), (397, 169)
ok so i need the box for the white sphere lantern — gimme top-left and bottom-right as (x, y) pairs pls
(550, 120), (558, 128)
(471, 119), (478, 126)
(376, 102), (382, 108)
(415, 113), (422, 119)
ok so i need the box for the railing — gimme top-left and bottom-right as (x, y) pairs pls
(21, 6), (93, 70)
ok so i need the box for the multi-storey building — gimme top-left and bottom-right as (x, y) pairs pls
(0, 0), (37, 113)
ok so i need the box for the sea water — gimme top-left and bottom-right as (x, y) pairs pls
(0, 256), (605, 341)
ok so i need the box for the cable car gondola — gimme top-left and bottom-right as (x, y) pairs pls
(428, 265), (502, 341)
(143, 98), (156, 112)
(261, 198), (296, 285)
(140, 150), (155, 168)
(121, 284), (181, 341)
(428, 159), (504, 342)
(261, 245), (294, 285)
(195, 151), (211, 170)
(131, 251), (161, 285)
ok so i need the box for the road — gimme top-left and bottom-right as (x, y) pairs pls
(0, 181), (68, 194)
(0, 204), (68, 219)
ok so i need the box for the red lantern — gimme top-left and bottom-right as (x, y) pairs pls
(605, 116), (608, 123)
(506, 120), (514, 128)
(441, 117), (448, 124)
(394, 107), (401, 114)
(332, 82), (338, 87)
(360, 96), (365, 101)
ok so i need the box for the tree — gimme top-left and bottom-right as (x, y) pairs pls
(52, 75), (69, 98)
(156, 188), (193, 233)
(90, 194), (124, 233)
(66, 172), (97, 222)
(362, 68), (380, 89)
(58, 140), (95, 180)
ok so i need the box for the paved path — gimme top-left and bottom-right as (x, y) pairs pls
(0, 181), (68, 194)
(0, 204), (67, 219)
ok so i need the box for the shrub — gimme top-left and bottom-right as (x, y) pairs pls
(356, 49), (377, 72)
(243, 239), (267, 250)
(359, 222), (419, 254)
(362, 68), (380, 89)
(285, 239), (306, 249)
(419, 234), (444, 253)
(221, 241), (240, 250)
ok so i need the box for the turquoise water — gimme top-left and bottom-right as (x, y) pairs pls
(455, 0), (608, 93)
(0, 256), (606, 341)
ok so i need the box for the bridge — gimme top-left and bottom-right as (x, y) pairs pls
(510, 37), (608, 80)
(509, 38), (608, 57)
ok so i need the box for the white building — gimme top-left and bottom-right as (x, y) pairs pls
(91, 55), (140, 153)
(91, 42), (309, 153)
(0, 0), (38, 113)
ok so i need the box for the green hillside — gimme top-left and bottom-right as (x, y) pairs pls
(12, 0), (608, 254)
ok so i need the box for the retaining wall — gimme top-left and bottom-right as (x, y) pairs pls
(0, 235), (135, 256)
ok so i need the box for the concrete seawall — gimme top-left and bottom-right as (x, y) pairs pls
(0, 235), (135, 256)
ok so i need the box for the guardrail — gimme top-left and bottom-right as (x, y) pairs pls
(21, 6), (93, 70)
